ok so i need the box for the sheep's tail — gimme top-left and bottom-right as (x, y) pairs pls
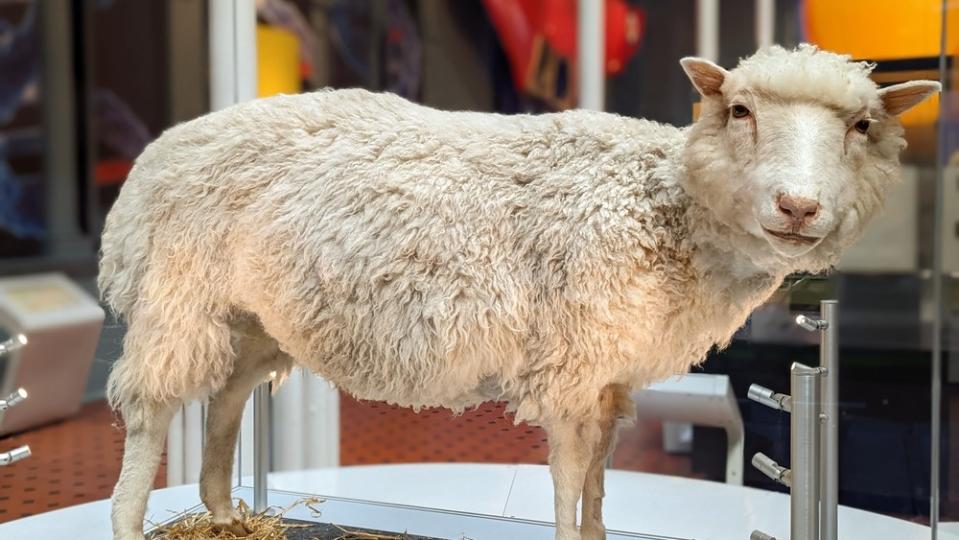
(97, 170), (152, 320)
(99, 164), (170, 412)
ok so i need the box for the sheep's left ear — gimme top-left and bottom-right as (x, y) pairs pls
(879, 80), (941, 116)
(680, 57), (728, 97)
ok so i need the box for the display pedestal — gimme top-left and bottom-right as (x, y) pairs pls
(0, 464), (950, 540)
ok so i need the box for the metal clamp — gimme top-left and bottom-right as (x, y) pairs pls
(0, 388), (28, 411)
(0, 445), (31, 466)
(752, 452), (791, 487)
(748, 384), (792, 412)
(795, 315), (828, 332)
(0, 334), (27, 356)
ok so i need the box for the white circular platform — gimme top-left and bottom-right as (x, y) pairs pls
(0, 464), (950, 539)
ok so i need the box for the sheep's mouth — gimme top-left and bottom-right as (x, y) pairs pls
(763, 228), (821, 245)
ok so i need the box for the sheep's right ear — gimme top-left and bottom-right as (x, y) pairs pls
(680, 57), (728, 97)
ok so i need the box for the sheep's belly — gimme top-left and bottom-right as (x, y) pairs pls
(292, 324), (523, 413)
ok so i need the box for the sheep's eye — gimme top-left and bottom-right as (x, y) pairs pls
(731, 105), (750, 118)
(854, 119), (871, 134)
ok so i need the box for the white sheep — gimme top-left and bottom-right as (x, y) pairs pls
(100, 45), (938, 540)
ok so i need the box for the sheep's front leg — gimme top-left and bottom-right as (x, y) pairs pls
(580, 385), (632, 540)
(111, 399), (177, 540)
(546, 418), (598, 540)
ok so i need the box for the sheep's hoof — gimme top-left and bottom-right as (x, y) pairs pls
(555, 525), (582, 540)
(212, 518), (253, 537)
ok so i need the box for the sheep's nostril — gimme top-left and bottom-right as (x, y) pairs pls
(777, 194), (821, 221)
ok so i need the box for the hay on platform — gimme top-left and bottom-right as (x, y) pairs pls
(329, 526), (409, 540)
(148, 497), (414, 540)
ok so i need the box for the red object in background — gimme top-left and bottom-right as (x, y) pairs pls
(94, 159), (133, 186)
(604, 0), (645, 75)
(483, 0), (645, 92)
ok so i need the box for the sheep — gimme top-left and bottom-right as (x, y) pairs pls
(100, 44), (939, 540)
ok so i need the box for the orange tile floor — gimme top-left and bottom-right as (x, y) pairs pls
(0, 393), (693, 523)
(338, 393), (698, 476)
(0, 401), (166, 522)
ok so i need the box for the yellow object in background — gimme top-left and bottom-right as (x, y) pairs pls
(257, 25), (301, 97)
(804, 0), (949, 127)
(804, 0), (944, 60)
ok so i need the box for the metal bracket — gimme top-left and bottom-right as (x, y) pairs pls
(0, 350), (30, 466)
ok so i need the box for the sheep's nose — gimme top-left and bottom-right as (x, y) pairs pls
(777, 194), (820, 223)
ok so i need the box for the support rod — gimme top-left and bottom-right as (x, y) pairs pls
(819, 300), (839, 540)
(791, 363), (821, 540)
(253, 383), (270, 513)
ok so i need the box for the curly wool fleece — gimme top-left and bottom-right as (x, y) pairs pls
(99, 47), (900, 425)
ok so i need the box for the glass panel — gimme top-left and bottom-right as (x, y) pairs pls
(227, 1), (944, 538)
(938, 0), (959, 536)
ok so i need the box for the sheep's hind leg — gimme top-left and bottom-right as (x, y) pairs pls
(111, 399), (178, 540)
(546, 417), (600, 540)
(200, 343), (291, 536)
(580, 385), (632, 540)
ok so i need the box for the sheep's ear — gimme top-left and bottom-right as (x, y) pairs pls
(879, 81), (941, 116)
(680, 57), (728, 97)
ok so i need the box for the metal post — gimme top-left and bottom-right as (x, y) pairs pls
(791, 363), (821, 540)
(754, 0), (775, 49)
(253, 383), (270, 512)
(577, 0), (605, 110)
(209, 0), (259, 504)
(819, 300), (839, 540)
(695, 0), (720, 62)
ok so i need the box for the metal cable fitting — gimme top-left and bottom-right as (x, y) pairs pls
(747, 384), (792, 412)
(795, 314), (828, 332)
(0, 445), (31, 466)
(752, 452), (792, 487)
(0, 334), (27, 355)
(0, 388), (28, 411)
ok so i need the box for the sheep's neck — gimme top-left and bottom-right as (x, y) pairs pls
(681, 198), (787, 342)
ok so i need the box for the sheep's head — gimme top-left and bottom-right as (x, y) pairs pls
(680, 44), (939, 273)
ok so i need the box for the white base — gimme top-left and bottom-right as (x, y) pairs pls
(0, 464), (952, 540)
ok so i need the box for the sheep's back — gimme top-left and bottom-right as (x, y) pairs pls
(107, 88), (692, 412)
